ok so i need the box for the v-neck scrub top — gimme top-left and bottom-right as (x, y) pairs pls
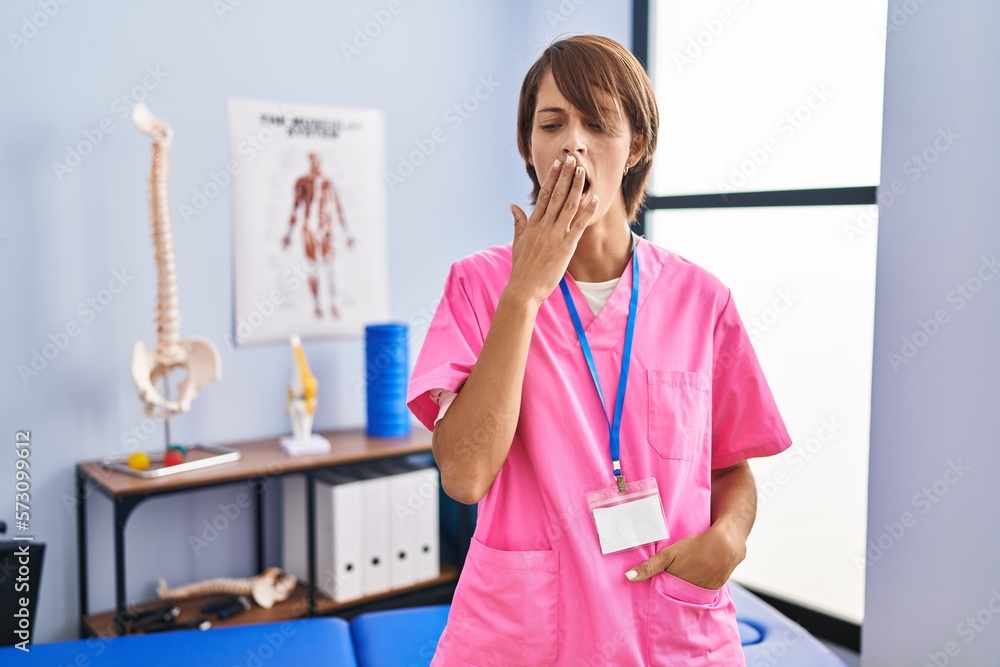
(408, 237), (792, 666)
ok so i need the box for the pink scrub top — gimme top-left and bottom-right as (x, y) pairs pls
(408, 237), (792, 666)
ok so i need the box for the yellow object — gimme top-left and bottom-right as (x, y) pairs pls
(289, 337), (318, 415)
(128, 451), (150, 471)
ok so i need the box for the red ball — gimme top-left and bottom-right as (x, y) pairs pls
(163, 449), (185, 467)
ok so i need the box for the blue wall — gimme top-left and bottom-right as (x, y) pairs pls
(0, 0), (629, 643)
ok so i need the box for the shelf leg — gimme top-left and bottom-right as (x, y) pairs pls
(113, 499), (128, 635)
(76, 470), (89, 636)
(252, 478), (265, 574)
(306, 471), (317, 616)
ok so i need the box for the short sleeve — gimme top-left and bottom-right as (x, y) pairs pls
(711, 289), (793, 469)
(407, 264), (484, 431)
(432, 390), (458, 425)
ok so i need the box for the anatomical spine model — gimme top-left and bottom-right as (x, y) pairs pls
(131, 103), (221, 419)
(157, 568), (297, 609)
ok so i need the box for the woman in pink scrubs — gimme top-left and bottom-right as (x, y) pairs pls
(408, 35), (792, 666)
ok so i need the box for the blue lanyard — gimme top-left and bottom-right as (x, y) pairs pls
(559, 236), (639, 493)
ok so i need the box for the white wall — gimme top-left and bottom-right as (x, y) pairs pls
(0, 0), (630, 643)
(862, 0), (1000, 664)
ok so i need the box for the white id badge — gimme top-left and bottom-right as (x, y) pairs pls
(587, 478), (669, 555)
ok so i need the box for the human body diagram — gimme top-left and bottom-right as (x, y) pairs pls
(282, 152), (355, 318)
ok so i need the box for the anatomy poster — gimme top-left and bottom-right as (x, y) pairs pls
(227, 98), (388, 345)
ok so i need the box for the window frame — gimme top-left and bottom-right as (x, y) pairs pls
(630, 0), (878, 235)
(630, 0), (873, 649)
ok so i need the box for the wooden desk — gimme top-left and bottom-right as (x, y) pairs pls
(75, 427), (462, 637)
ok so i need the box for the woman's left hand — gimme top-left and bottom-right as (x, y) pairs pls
(623, 525), (747, 590)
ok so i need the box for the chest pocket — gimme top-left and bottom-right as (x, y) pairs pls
(647, 370), (710, 461)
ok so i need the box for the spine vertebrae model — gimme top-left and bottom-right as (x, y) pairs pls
(157, 568), (297, 609)
(130, 103), (221, 419)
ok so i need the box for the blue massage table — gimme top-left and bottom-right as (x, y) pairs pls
(0, 583), (847, 665)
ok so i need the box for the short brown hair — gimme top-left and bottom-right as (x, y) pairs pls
(516, 35), (659, 222)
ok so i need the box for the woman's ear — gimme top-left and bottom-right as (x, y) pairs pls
(629, 133), (647, 165)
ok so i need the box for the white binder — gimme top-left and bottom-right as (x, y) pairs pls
(315, 470), (364, 602)
(281, 475), (309, 586)
(376, 461), (441, 587)
(411, 466), (440, 582)
(283, 460), (440, 601)
(375, 462), (418, 588)
(352, 465), (391, 596)
(281, 472), (365, 603)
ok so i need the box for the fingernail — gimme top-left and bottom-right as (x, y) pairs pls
(552, 159), (561, 170)
(625, 569), (638, 581)
(565, 155), (575, 166)
(591, 195), (599, 205)
(575, 166), (583, 177)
